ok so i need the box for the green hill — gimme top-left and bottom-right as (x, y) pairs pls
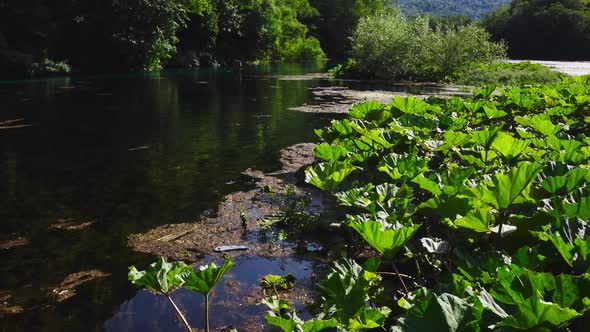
(397, 0), (511, 18)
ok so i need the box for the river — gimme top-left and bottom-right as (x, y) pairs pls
(1, 61), (583, 331)
(0, 64), (455, 331)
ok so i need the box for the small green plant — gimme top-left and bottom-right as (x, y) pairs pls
(260, 273), (295, 297)
(129, 256), (234, 332)
(128, 257), (193, 332)
(182, 257), (234, 332)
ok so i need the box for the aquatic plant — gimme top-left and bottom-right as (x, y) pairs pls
(128, 257), (193, 332)
(182, 257), (234, 332)
(129, 256), (234, 332)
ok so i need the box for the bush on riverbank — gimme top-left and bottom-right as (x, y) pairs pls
(337, 9), (506, 81)
(452, 61), (564, 86)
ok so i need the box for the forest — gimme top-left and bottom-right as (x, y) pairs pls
(396, 0), (510, 18)
(483, 0), (590, 60)
(0, 0), (389, 78)
(1, 0), (589, 78)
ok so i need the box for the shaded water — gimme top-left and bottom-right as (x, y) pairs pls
(0, 65), (444, 331)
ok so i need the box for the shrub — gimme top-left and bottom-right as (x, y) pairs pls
(28, 58), (71, 77)
(452, 61), (564, 86)
(345, 9), (506, 81)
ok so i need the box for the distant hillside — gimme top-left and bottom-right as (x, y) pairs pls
(397, 0), (511, 18)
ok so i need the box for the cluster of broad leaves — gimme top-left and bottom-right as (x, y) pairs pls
(293, 76), (590, 331)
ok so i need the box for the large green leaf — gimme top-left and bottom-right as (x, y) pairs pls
(497, 292), (580, 330)
(378, 153), (429, 182)
(453, 207), (492, 233)
(393, 293), (473, 332)
(317, 258), (382, 324)
(390, 96), (430, 114)
(182, 257), (234, 295)
(346, 306), (391, 331)
(128, 256), (192, 294)
(313, 143), (349, 162)
(349, 101), (391, 125)
(490, 131), (529, 161)
(305, 162), (356, 192)
(349, 221), (420, 258)
(471, 163), (542, 210)
(265, 312), (338, 332)
(541, 166), (590, 195)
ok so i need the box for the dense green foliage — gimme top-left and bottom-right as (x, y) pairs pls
(338, 9), (506, 81)
(483, 0), (590, 60)
(297, 75), (590, 330)
(397, 0), (510, 18)
(453, 61), (564, 86)
(0, 0), (326, 77)
(305, 0), (392, 59)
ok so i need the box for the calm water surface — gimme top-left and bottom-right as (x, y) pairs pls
(0, 65), (441, 331)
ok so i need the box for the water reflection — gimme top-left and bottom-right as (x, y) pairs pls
(0, 64), (332, 331)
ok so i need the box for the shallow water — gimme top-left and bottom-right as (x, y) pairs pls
(0, 64), (448, 331)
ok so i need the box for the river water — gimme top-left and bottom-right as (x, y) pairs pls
(0, 62), (557, 331)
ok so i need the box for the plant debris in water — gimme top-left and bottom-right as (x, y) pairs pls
(0, 238), (30, 250)
(49, 270), (110, 302)
(48, 218), (96, 231)
(289, 86), (469, 114)
(127, 143), (333, 262)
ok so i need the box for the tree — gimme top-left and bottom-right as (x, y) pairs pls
(483, 0), (590, 60)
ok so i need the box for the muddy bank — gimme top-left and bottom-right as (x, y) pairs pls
(128, 143), (336, 263)
(289, 85), (469, 114)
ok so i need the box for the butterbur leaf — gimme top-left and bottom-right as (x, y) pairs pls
(317, 258), (382, 323)
(491, 131), (529, 161)
(350, 221), (420, 258)
(378, 153), (429, 181)
(349, 100), (385, 118)
(266, 311), (338, 332)
(128, 256), (191, 294)
(313, 143), (349, 162)
(474, 85), (497, 100)
(477, 289), (509, 318)
(453, 207), (492, 233)
(530, 115), (563, 136)
(563, 196), (590, 220)
(346, 307), (391, 331)
(541, 166), (589, 195)
(497, 292), (580, 330)
(182, 257), (234, 295)
(394, 293), (472, 332)
(412, 174), (442, 196)
(301, 318), (339, 332)
(471, 163), (542, 210)
(265, 313), (297, 332)
(391, 96), (430, 114)
(483, 105), (507, 119)
(262, 296), (290, 312)
(362, 257), (381, 272)
(305, 162), (356, 192)
(349, 101), (390, 125)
